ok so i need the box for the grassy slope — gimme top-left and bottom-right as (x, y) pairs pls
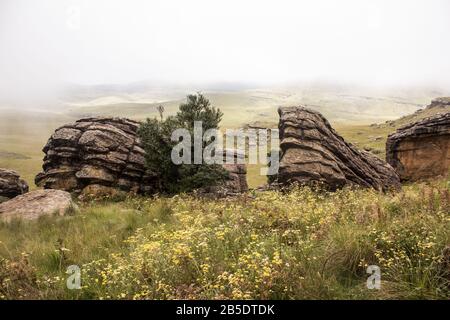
(335, 103), (450, 159)
(0, 110), (75, 187)
(0, 179), (449, 299)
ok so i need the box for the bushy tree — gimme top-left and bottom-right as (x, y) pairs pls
(176, 93), (223, 131)
(138, 93), (228, 194)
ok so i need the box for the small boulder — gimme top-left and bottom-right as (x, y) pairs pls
(0, 189), (77, 221)
(0, 168), (29, 200)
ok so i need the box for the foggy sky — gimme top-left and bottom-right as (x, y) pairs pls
(1, 0), (450, 104)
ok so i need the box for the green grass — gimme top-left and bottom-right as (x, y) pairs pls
(246, 164), (268, 188)
(0, 178), (449, 300)
(0, 201), (163, 299)
(0, 110), (74, 188)
(334, 124), (393, 158)
(335, 103), (450, 159)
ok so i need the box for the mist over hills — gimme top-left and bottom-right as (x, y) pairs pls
(59, 81), (449, 128)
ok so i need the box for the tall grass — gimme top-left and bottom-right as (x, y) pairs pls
(0, 179), (449, 300)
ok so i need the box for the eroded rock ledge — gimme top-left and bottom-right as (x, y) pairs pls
(386, 112), (450, 181)
(277, 106), (401, 191)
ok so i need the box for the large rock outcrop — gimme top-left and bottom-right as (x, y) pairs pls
(386, 112), (450, 181)
(35, 117), (158, 197)
(36, 117), (249, 197)
(0, 189), (76, 221)
(277, 106), (401, 191)
(0, 168), (28, 201)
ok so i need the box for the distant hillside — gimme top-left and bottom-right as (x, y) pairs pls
(377, 97), (450, 129)
(66, 101), (180, 121)
(336, 97), (450, 160)
(64, 85), (446, 128)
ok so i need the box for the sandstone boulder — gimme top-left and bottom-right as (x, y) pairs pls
(277, 106), (401, 191)
(220, 149), (248, 194)
(0, 168), (29, 200)
(0, 189), (76, 221)
(386, 112), (450, 181)
(196, 149), (248, 196)
(35, 117), (158, 196)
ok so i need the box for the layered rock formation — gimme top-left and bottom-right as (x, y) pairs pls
(277, 106), (401, 191)
(198, 149), (248, 196)
(428, 97), (450, 109)
(220, 149), (248, 194)
(0, 189), (76, 221)
(36, 117), (249, 197)
(386, 112), (450, 181)
(35, 117), (158, 197)
(0, 168), (28, 201)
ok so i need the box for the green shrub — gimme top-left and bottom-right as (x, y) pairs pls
(138, 93), (228, 194)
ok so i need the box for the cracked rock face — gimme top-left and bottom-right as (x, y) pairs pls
(277, 106), (401, 191)
(0, 168), (29, 201)
(386, 112), (450, 181)
(35, 117), (158, 197)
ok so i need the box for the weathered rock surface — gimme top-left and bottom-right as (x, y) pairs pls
(277, 106), (401, 191)
(386, 112), (450, 181)
(0, 189), (76, 221)
(221, 149), (248, 194)
(428, 97), (450, 109)
(35, 117), (158, 196)
(198, 149), (248, 196)
(0, 168), (29, 200)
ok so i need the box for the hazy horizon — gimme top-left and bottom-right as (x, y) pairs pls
(1, 0), (450, 107)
